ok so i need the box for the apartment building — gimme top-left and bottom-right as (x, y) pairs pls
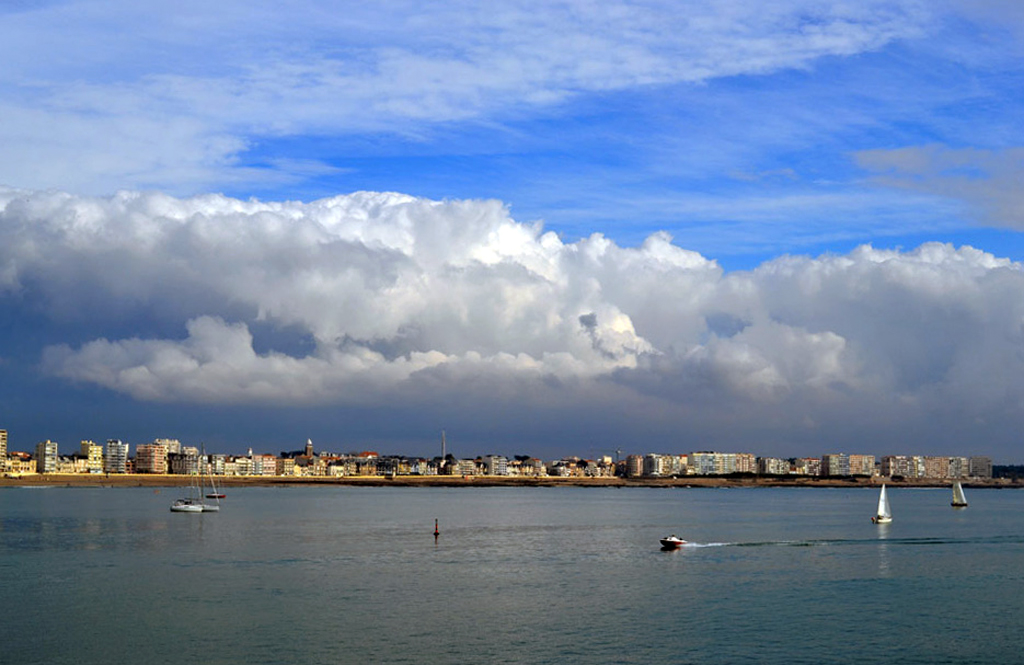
(135, 442), (169, 474)
(104, 439), (129, 473)
(35, 440), (58, 474)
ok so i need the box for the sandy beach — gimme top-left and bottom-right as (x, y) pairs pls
(1, 473), (1018, 489)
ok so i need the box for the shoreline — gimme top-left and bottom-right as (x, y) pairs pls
(1, 473), (1020, 489)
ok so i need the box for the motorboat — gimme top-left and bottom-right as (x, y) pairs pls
(659, 535), (687, 549)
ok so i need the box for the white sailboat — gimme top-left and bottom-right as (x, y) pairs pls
(872, 484), (892, 524)
(170, 470), (204, 513)
(951, 480), (968, 508)
(171, 448), (220, 513)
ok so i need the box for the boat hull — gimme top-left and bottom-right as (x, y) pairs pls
(170, 500), (203, 513)
(872, 516), (892, 524)
(660, 538), (687, 549)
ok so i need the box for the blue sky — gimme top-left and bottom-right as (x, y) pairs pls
(3, 1), (1024, 461)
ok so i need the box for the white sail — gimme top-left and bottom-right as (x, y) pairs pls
(952, 481), (968, 507)
(874, 484), (892, 523)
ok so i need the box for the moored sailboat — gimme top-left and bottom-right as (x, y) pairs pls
(951, 480), (968, 508)
(872, 484), (892, 524)
(171, 470), (204, 513)
(199, 445), (220, 512)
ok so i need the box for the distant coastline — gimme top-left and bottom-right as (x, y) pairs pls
(2, 473), (1021, 489)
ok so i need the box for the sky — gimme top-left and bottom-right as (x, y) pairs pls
(2, 0), (1024, 462)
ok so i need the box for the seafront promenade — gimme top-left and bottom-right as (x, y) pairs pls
(2, 473), (1019, 489)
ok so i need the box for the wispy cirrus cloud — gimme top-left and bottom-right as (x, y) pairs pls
(0, 0), (931, 194)
(856, 145), (1024, 229)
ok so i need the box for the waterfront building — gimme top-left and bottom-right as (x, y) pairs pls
(969, 456), (992, 479)
(0, 429), (7, 469)
(68, 455), (92, 473)
(735, 453), (757, 474)
(758, 457), (789, 475)
(643, 454), (667, 477)
(924, 456), (951, 479)
(881, 455), (917, 478)
(8, 451), (34, 474)
(104, 439), (129, 474)
(453, 459), (477, 476)
(793, 457), (821, 476)
(35, 440), (58, 473)
(507, 457), (544, 477)
(169, 447), (199, 475)
(687, 452), (715, 475)
(662, 454), (687, 476)
(686, 451), (753, 475)
(716, 453), (737, 475)
(155, 438), (181, 455)
(548, 460), (572, 477)
(625, 454), (644, 478)
(948, 456), (969, 479)
(231, 456), (253, 476)
(277, 457), (297, 476)
(848, 454), (876, 477)
(209, 454), (226, 475)
(80, 440), (103, 473)
(821, 454), (850, 477)
(135, 442), (168, 474)
(482, 455), (508, 476)
(254, 454), (277, 476)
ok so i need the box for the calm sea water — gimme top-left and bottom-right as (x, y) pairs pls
(2, 485), (1023, 664)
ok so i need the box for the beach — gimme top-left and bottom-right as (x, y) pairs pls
(2, 472), (1018, 489)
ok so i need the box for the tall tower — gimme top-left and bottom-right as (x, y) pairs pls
(35, 440), (58, 474)
(305, 438), (314, 457)
(441, 430), (446, 459)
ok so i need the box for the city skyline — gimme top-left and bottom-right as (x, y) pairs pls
(3, 3), (1024, 460)
(0, 427), (1008, 470)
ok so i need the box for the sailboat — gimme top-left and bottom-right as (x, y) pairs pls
(170, 448), (220, 513)
(203, 446), (225, 500)
(951, 480), (968, 508)
(872, 484), (892, 524)
(170, 470), (204, 513)
(199, 446), (220, 512)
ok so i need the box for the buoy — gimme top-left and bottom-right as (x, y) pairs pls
(434, 518), (439, 538)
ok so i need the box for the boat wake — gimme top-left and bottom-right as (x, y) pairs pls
(681, 542), (730, 548)
(704, 535), (1024, 548)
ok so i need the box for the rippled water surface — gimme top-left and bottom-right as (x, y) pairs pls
(2, 485), (1022, 664)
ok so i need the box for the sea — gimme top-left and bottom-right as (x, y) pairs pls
(2, 484), (1022, 665)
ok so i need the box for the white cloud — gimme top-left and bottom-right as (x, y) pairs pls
(4, 187), (1023, 446)
(0, 0), (930, 193)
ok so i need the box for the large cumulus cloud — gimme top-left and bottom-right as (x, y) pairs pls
(3, 186), (1024, 453)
